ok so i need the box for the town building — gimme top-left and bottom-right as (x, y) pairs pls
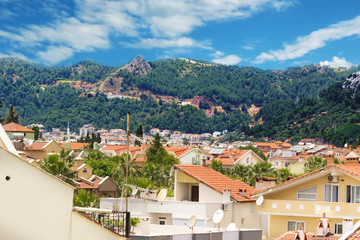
(252, 163), (360, 239)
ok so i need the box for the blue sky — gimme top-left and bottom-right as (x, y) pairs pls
(0, 0), (359, 69)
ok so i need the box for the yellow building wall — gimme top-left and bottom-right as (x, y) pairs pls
(269, 215), (358, 239)
(267, 174), (360, 202)
(176, 170), (199, 183)
(77, 165), (93, 179)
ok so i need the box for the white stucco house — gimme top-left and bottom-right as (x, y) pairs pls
(0, 124), (126, 240)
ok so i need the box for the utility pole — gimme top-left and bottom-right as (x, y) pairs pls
(125, 112), (130, 238)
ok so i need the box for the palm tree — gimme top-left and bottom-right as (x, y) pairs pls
(304, 156), (327, 173)
(40, 154), (77, 185)
(73, 189), (99, 207)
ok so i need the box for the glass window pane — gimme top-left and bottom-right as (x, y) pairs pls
(332, 185), (339, 202)
(324, 185), (331, 202)
(296, 222), (304, 231)
(288, 221), (296, 231)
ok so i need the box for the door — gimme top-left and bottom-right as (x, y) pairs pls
(191, 185), (199, 202)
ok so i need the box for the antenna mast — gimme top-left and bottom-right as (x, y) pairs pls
(125, 112), (130, 238)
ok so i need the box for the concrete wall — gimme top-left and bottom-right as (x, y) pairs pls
(71, 211), (125, 240)
(0, 147), (74, 240)
(233, 202), (261, 229)
(199, 182), (223, 203)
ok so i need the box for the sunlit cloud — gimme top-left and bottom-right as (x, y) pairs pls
(254, 15), (360, 63)
(319, 56), (352, 68)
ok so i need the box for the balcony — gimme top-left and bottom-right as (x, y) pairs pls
(256, 199), (360, 218)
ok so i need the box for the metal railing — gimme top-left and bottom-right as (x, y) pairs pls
(74, 207), (130, 236)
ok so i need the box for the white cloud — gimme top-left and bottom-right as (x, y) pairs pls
(124, 37), (212, 49)
(319, 56), (352, 68)
(210, 51), (224, 58)
(37, 46), (74, 65)
(212, 54), (242, 65)
(0, 0), (294, 64)
(254, 15), (360, 64)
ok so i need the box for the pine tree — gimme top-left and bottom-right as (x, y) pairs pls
(135, 125), (143, 146)
(3, 105), (19, 124)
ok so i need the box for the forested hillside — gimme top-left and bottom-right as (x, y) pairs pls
(0, 56), (359, 146)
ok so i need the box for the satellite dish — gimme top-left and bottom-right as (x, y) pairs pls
(185, 215), (197, 228)
(256, 195), (264, 206)
(212, 209), (224, 224)
(157, 189), (167, 201)
(131, 188), (138, 196)
(226, 223), (237, 231)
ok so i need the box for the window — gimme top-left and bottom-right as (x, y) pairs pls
(285, 162), (291, 167)
(288, 221), (304, 231)
(324, 184), (339, 202)
(346, 185), (360, 203)
(335, 223), (343, 234)
(83, 168), (87, 174)
(297, 186), (317, 200)
(159, 217), (166, 225)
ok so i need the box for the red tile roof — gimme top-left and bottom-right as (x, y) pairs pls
(25, 142), (47, 150)
(277, 231), (341, 240)
(60, 142), (89, 149)
(102, 145), (141, 156)
(3, 122), (35, 133)
(174, 164), (256, 202)
(165, 147), (194, 158)
(254, 164), (360, 196)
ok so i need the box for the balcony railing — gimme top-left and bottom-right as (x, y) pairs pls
(73, 207), (129, 235)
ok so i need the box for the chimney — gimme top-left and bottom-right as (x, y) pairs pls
(294, 223), (307, 240)
(222, 189), (231, 203)
(316, 213), (331, 237)
(343, 218), (354, 234)
(238, 189), (247, 197)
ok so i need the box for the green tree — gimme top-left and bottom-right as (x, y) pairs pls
(304, 156), (327, 173)
(40, 154), (77, 185)
(32, 126), (40, 140)
(73, 189), (99, 207)
(210, 160), (226, 174)
(135, 125), (143, 146)
(146, 133), (178, 165)
(3, 104), (19, 124)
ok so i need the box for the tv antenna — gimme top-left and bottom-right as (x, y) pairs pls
(185, 215), (197, 233)
(226, 223), (237, 231)
(212, 209), (224, 230)
(157, 189), (167, 201)
(131, 188), (138, 197)
(256, 195), (264, 206)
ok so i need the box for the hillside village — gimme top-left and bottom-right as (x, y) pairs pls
(4, 120), (360, 239)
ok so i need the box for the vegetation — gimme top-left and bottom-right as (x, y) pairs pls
(3, 104), (19, 124)
(73, 189), (99, 208)
(304, 156), (327, 173)
(210, 161), (295, 187)
(84, 136), (179, 196)
(40, 154), (77, 185)
(1, 57), (360, 146)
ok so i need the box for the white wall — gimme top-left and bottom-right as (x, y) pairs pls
(179, 149), (207, 165)
(237, 151), (263, 165)
(199, 182), (223, 203)
(233, 202), (261, 229)
(71, 211), (124, 240)
(0, 148), (74, 240)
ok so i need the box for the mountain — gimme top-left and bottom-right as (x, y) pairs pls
(0, 56), (360, 145)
